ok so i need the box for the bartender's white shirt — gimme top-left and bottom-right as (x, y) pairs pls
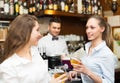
(0, 46), (50, 83)
(38, 33), (68, 56)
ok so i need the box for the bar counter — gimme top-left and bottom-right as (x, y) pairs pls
(115, 68), (120, 83)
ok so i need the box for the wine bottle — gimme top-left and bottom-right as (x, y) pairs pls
(19, 0), (23, 15)
(23, 1), (28, 14)
(0, 0), (4, 14)
(64, 0), (69, 12)
(39, 0), (43, 10)
(94, 0), (98, 15)
(14, 0), (19, 15)
(42, 47), (48, 70)
(32, 0), (36, 14)
(61, 0), (65, 11)
(48, 0), (53, 10)
(4, 0), (9, 15)
(97, 1), (102, 16)
(9, 0), (14, 15)
(29, 0), (33, 14)
(53, 0), (58, 10)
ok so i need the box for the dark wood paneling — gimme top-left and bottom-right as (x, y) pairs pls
(60, 16), (87, 38)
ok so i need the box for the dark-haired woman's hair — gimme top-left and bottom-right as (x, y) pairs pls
(0, 14), (38, 63)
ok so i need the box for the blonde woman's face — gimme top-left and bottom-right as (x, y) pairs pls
(86, 18), (104, 41)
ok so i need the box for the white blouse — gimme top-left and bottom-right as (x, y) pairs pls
(0, 46), (50, 83)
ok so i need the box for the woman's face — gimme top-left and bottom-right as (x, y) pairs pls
(86, 18), (104, 41)
(29, 21), (42, 46)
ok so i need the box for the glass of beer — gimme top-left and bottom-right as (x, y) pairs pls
(70, 57), (81, 65)
(54, 66), (68, 83)
(70, 57), (81, 81)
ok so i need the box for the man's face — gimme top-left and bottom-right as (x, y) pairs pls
(48, 22), (61, 37)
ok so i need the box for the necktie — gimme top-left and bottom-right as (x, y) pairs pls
(52, 37), (59, 40)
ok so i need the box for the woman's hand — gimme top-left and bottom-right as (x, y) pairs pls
(50, 73), (68, 83)
(68, 71), (77, 80)
(72, 63), (102, 83)
(72, 63), (90, 75)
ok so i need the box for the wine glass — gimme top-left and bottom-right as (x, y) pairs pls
(70, 57), (81, 81)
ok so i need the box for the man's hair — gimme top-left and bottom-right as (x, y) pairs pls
(49, 17), (61, 25)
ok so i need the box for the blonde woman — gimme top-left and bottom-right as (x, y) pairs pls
(69, 15), (117, 83)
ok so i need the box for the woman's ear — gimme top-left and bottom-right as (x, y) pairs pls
(101, 27), (105, 32)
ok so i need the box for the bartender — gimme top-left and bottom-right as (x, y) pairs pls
(38, 17), (69, 58)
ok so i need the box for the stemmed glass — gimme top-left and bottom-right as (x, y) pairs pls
(70, 57), (81, 81)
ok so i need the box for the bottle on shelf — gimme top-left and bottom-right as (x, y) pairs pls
(77, 0), (82, 14)
(67, 0), (74, 13)
(9, 0), (14, 15)
(35, 0), (40, 12)
(23, 1), (28, 14)
(14, 0), (19, 15)
(4, 0), (9, 15)
(42, 0), (47, 10)
(97, 1), (103, 16)
(39, 0), (43, 11)
(64, 0), (69, 12)
(28, 0), (33, 14)
(32, 0), (36, 14)
(48, 0), (53, 10)
(88, 0), (92, 14)
(42, 47), (48, 71)
(81, 0), (85, 14)
(57, 0), (61, 11)
(91, 0), (95, 14)
(60, 0), (65, 11)
(53, 0), (58, 11)
(94, 0), (98, 15)
(0, 0), (4, 14)
(19, 0), (23, 15)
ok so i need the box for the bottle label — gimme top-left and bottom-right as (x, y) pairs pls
(19, 6), (23, 14)
(15, 4), (19, 13)
(29, 7), (32, 13)
(49, 4), (53, 10)
(10, 4), (14, 15)
(32, 7), (36, 12)
(4, 3), (9, 14)
(53, 4), (58, 10)
(65, 5), (68, 12)
(39, 4), (42, 10)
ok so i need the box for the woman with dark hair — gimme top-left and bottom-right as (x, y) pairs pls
(0, 14), (67, 83)
(69, 15), (117, 83)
